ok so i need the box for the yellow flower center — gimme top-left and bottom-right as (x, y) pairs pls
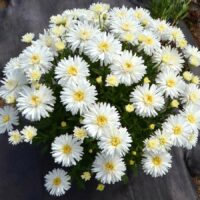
(147, 139), (158, 149)
(173, 125), (183, 135)
(107, 75), (118, 86)
(138, 34), (145, 42)
(73, 90), (85, 102)
(53, 177), (62, 186)
(96, 115), (108, 127)
(31, 54), (41, 65)
(74, 128), (87, 139)
(123, 32), (134, 42)
(80, 30), (91, 40)
(11, 134), (21, 142)
(5, 80), (18, 90)
(190, 56), (199, 66)
(187, 114), (197, 124)
(134, 11), (143, 19)
(104, 162), (115, 172)
(141, 19), (148, 26)
(62, 144), (72, 155)
(98, 41), (110, 52)
(81, 171), (91, 181)
(110, 136), (121, 147)
(31, 71), (41, 81)
(143, 94), (154, 105)
(177, 39), (187, 48)
(97, 183), (105, 191)
(30, 95), (41, 106)
(2, 115), (10, 123)
(25, 131), (34, 140)
(166, 79), (176, 88)
(67, 66), (78, 76)
(172, 30), (181, 40)
(143, 36), (154, 45)
(159, 137), (167, 145)
(93, 4), (104, 13)
(158, 24), (166, 32)
(162, 53), (171, 64)
(152, 156), (162, 166)
(121, 22), (132, 31)
(123, 61), (133, 72)
(189, 92), (199, 103)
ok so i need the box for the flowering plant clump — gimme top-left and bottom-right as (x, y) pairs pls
(1, 2), (200, 196)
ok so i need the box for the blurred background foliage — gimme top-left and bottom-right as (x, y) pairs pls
(149, 0), (191, 25)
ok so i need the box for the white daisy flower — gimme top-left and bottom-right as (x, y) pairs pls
(98, 127), (132, 156)
(150, 19), (171, 41)
(21, 125), (37, 144)
(21, 33), (35, 43)
(181, 104), (200, 131)
(156, 69), (185, 98)
(0, 69), (27, 101)
(162, 115), (190, 147)
(25, 68), (42, 83)
(60, 79), (97, 115)
(109, 50), (147, 86)
(169, 27), (185, 42)
(63, 8), (91, 20)
(154, 46), (184, 72)
(109, 6), (131, 20)
(105, 74), (119, 87)
(184, 45), (200, 67)
(20, 44), (54, 74)
(17, 85), (55, 121)
(136, 12), (153, 28)
(82, 102), (120, 138)
(85, 32), (122, 66)
(3, 55), (22, 74)
(130, 84), (165, 117)
(49, 24), (67, 38)
(73, 126), (87, 141)
(132, 7), (150, 22)
(175, 37), (188, 49)
(120, 31), (139, 45)
(8, 129), (22, 145)
(143, 136), (161, 153)
(154, 129), (172, 151)
(138, 30), (161, 56)
(142, 151), (172, 177)
(184, 130), (199, 150)
(0, 106), (19, 134)
(33, 30), (57, 56)
(44, 168), (71, 196)
(55, 56), (89, 86)
(50, 14), (71, 27)
(181, 84), (200, 106)
(51, 133), (83, 167)
(66, 21), (100, 53)
(92, 153), (126, 184)
(89, 3), (110, 14)
(110, 16), (141, 37)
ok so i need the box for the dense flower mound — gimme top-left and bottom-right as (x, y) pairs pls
(1, 2), (200, 196)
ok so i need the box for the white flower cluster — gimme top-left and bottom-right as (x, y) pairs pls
(1, 2), (200, 197)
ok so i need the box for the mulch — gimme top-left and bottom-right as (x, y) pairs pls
(185, 1), (200, 47)
(0, 99), (4, 108)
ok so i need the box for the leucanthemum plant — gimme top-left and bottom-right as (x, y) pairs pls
(1, 2), (200, 197)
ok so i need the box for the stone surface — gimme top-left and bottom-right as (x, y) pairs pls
(0, 0), (199, 200)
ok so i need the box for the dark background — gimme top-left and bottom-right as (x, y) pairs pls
(0, 0), (199, 199)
